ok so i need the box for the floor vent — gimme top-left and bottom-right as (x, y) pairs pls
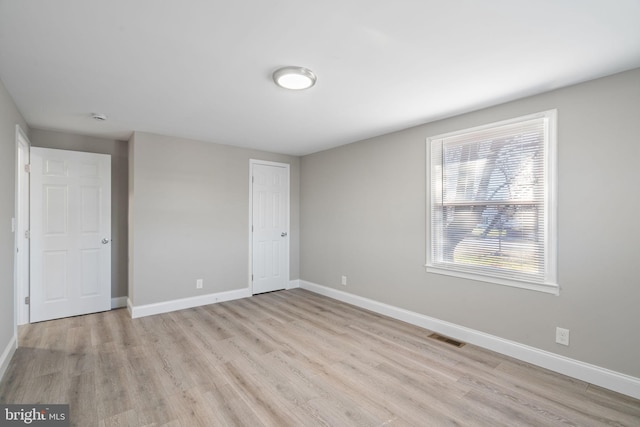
(428, 333), (466, 348)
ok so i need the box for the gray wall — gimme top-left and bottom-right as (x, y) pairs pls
(300, 68), (640, 377)
(0, 79), (28, 357)
(29, 129), (129, 299)
(129, 132), (300, 306)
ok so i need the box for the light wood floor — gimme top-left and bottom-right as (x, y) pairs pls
(1, 289), (639, 426)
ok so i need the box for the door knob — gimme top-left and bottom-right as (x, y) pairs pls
(102, 238), (110, 244)
(281, 232), (287, 237)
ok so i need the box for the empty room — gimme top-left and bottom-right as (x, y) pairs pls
(1, 1), (639, 426)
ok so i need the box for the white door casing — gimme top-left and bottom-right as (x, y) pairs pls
(251, 160), (289, 295)
(30, 148), (111, 322)
(15, 125), (30, 326)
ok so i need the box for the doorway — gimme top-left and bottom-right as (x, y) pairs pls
(250, 160), (290, 294)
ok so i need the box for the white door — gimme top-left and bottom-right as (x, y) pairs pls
(251, 161), (289, 294)
(30, 148), (111, 322)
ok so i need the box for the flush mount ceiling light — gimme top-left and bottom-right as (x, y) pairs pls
(91, 113), (107, 121)
(272, 66), (317, 90)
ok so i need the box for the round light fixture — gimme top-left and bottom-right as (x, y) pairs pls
(273, 66), (317, 90)
(91, 113), (107, 121)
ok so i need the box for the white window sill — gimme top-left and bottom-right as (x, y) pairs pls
(425, 265), (559, 295)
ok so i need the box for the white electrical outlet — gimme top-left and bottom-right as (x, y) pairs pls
(556, 327), (570, 346)
(196, 279), (203, 289)
(341, 275), (347, 286)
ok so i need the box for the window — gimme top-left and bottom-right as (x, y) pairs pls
(426, 110), (558, 294)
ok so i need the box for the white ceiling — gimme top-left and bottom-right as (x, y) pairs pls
(1, 1), (639, 156)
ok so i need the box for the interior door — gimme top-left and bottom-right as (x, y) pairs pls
(30, 147), (111, 322)
(251, 161), (289, 294)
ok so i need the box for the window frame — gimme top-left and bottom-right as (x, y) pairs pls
(426, 110), (559, 295)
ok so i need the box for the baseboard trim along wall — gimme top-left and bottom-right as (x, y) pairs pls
(111, 296), (127, 309)
(287, 279), (301, 289)
(299, 280), (640, 400)
(129, 288), (252, 319)
(0, 334), (17, 382)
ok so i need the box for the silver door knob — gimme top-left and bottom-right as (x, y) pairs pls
(102, 238), (110, 244)
(281, 232), (287, 237)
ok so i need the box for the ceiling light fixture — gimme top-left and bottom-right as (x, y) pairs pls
(273, 66), (317, 90)
(91, 113), (107, 121)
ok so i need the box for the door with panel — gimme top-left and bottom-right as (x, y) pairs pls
(30, 147), (111, 322)
(251, 161), (289, 294)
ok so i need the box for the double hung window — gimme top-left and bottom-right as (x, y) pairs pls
(426, 110), (558, 294)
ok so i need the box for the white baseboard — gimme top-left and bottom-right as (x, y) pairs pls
(0, 334), (17, 382)
(299, 280), (640, 400)
(287, 279), (301, 289)
(129, 288), (252, 319)
(111, 296), (127, 309)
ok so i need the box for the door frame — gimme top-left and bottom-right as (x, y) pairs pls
(14, 125), (30, 326)
(248, 159), (290, 294)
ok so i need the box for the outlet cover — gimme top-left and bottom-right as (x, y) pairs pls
(341, 276), (347, 286)
(556, 327), (570, 346)
(196, 279), (203, 289)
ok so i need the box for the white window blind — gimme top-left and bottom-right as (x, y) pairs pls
(427, 111), (557, 292)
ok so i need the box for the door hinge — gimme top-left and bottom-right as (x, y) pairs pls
(24, 164), (31, 173)
(24, 230), (30, 239)
(25, 296), (30, 305)
(252, 176), (255, 183)
(251, 274), (253, 281)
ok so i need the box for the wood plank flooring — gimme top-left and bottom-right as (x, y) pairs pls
(1, 289), (639, 426)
